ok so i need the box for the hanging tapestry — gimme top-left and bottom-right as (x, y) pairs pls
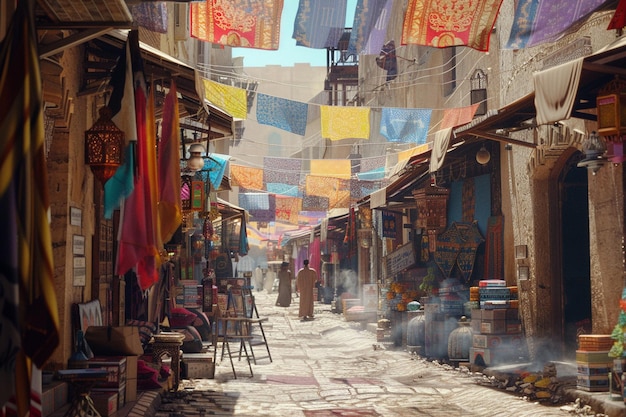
(310, 159), (352, 179)
(202, 153), (230, 190)
(358, 168), (386, 180)
(266, 182), (300, 197)
(302, 195), (329, 211)
(361, 155), (386, 173)
(484, 216), (504, 280)
(190, 0), (284, 50)
(381, 210), (398, 238)
(506, 0), (609, 49)
(455, 222), (484, 283)
(320, 105), (370, 141)
(264, 156), (301, 185)
(347, 0), (388, 54)
(462, 178), (475, 223)
(441, 104), (479, 129)
(130, 2), (168, 33)
(238, 193), (269, 211)
(401, 0), (504, 51)
(380, 107), (432, 143)
(275, 196), (302, 225)
(256, 93), (308, 135)
(231, 164), (264, 190)
(292, 0), (347, 49)
(203, 79), (247, 119)
(249, 194), (276, 222)
(434, 224), (461, 278)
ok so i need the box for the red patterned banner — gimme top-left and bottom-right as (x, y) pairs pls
(191, 0), (284, 50)
(401, 0), (503, 51)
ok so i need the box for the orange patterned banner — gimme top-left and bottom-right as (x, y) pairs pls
(231, 164), (264, 190)
(275, 196), (302, 225)
(305, 176), (350, 209)
(190, 0), (284, 50)
(401, 0), (503, 51)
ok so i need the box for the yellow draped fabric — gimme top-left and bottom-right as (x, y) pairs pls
(320, 105), (370, 141)
(203, 78), (247, 120)
(275, 196), (302, 225)
(441, 104), (479, 129)
(231, 164), (264, 190)
(310, 159), (351, 179)
(398, 143), (431, 162)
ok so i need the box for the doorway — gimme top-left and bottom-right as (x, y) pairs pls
(559, 156), (591, 357)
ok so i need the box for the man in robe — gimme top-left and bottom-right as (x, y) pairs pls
(275, 262), (292, 307)
(297, 259), (317, 320)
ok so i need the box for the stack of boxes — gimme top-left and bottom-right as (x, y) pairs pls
(576, 335), (613, 392)
(469, 280), (526, 367)
(87, 356), (133, 416)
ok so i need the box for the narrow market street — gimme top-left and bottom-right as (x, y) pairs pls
(153, 291), (623, 417)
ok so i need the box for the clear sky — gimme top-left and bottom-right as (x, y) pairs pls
(233, 0), (357, 67)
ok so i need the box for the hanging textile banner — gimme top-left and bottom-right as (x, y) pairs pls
(256, 93), (308, 135)
(264, 156), (302, 185)
(320, 105), (370, 141)
(239, 193), (270, 211)
(202, 79), (247, 119)
(190, 0), (284, 50)
(266, 183), (300, 197)
(310, 159), (352, 179)
(347, 0), (389, 55)
(441, 104), (480, 129)
(231, 164), (264, 190)
(275, 196), (303, 225)
(506, 0), (608, 49)
(130, 2), (168, 33)
(401, 0), (503, 51)
(292, 0), (347, 49)
(380, 107), (432, 143)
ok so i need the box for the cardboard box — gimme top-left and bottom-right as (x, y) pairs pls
(575, 350), (611, 364)
(481, 309), (507, 321)
(88, 356), (127, 388)
(506, 321), (522, 334)
(480, 319), (506, 334)
(576, 362), (610, 376)
(471, 309), (482, 320)
(92, 384), (126, 409)
(91, 391), (118, 416)
(125, 356), (138, 403)
(470, 319), (481, 333)
(505, 308), (519, 320)
(473, 334), (523, 350)
(183, 353), (215, 379)
(577, 375), (609, 392)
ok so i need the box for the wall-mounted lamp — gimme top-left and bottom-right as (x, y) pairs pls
(186, 143), (206, 171)
(577, 131), (607, 175)
(476, 144), (491, 165)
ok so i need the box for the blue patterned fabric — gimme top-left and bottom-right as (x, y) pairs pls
(267, 183), (301, 197)
(238, 193), (270, 211)
(292, 0), (347, 48)
(357, 167), (385, 180)
(380, 107), (432, 143)
(249, 195), (276, 223)
(347, 0), (389, 55)
(256, 94), (308, 135)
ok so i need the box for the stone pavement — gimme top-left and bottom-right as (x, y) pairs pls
(129, 291), (626, 417)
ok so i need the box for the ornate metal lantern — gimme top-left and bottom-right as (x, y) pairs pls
(596, 77), (626, 142)
(84, 106), (124, 184)
(412, 184), (450, 232)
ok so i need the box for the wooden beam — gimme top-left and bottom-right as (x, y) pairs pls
(39, 28), (113, 58)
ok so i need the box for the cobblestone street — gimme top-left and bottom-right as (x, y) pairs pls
(153, 291), (623, 417)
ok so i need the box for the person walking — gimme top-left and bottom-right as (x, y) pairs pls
(275, 262), (292, 307)
(297, 259), (317, 320)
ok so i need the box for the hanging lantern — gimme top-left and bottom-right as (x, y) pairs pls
(412, 184), (450, 232)
(596, 77), (626, 143)
(186, 143), (206, 171)
(85, 106), (124, 184)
